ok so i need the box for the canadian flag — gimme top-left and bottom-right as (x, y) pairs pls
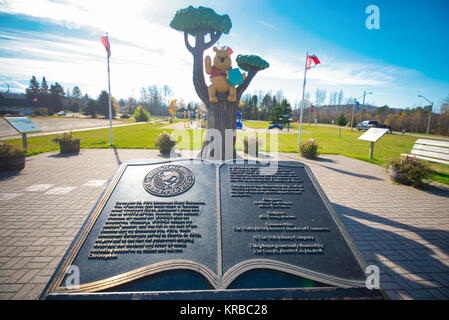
(306, 54), (320, 70)
(101, 35), (111, 58)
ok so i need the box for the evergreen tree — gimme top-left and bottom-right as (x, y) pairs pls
(70, 86), (82, 112)
(336, 113), (347, 126)
(72, 86), (82, 99)
(260, 94), (273, 121)
(96, 90), (117, 117)
(270, 98), (291, 124)
(86, 98), (97, 118)
(25, 76), (40, 101)
(48, 82), (65, 114)
(39, 77), (50, 105)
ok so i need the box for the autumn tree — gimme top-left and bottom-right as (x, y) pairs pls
(170, 6), (269, 159)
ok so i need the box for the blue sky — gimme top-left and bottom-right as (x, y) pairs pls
(0, 0), (448, 111)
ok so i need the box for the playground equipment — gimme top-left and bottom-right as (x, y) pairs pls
(267, 114), (292, 132)
(201, 113), (208, 128)
(268, 123), (283, 131)
(236, 113), (243, 130)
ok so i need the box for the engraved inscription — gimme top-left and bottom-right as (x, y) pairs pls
(229, 167), (304, 198)
(88, 200), (205, 259)
(231, 185), (303, 197)
(254, 198), (293, 209)
(229, 167), (303, 183)
(234, 221), (329, 255)
(228, 167), (328, 256)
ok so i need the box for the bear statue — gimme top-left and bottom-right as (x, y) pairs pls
(205, 46), (246, 103)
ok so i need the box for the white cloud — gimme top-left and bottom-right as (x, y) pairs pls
(0, 0), (201, 100)
(256, 20), (281, 32)
(0, 0), (443, 109)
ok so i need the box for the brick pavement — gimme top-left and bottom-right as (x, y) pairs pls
(282, 153), (449, 300)
(0, 149), (448, 300)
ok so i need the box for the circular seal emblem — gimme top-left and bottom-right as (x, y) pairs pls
(143, 165), (195, 197)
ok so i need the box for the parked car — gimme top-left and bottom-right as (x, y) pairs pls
(57, 111), (66, 116)
(356, 120), (391, 133)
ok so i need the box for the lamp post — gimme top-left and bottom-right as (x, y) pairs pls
(360, 91), (372, 122)
(350, 99), (360, 131)
(418, 94), (434, 135)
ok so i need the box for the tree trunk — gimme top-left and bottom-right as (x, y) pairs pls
(201, 92), (237, 160)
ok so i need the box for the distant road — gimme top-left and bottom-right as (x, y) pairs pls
(314, 123), (449, 141)
(392, 132), (449, 141)
(0, 121), (147, 141)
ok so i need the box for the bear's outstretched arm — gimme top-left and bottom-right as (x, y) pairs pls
(205, 56), (212, 74)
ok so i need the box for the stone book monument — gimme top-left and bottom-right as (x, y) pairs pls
(42, 6), (384, 300)
(41, 159), (383, 299)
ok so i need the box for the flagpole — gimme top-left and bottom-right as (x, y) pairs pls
(298, 51), (308, 146)
(106, 33), (113, 146)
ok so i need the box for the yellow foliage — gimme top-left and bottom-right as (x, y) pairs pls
(169, 99), (178, 115)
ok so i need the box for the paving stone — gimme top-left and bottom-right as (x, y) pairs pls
(407, 289), (434, 300)
(384, 290), (403, 300)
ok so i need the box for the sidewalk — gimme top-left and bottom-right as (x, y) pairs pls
(0, 149), (448, 299)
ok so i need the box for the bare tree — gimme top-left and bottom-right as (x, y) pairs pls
(315, 88), (327, 106)
(329, 91), (337, 105)
(337, 90), (344, 105)
(162, 85), (173, 105)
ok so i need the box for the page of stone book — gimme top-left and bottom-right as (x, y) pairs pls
(66, 161), (218, 285)
(219, 162), (366, 283)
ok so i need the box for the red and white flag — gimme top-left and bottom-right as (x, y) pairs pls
(306, 54), (320, 70)
(101, 35), (111, 58)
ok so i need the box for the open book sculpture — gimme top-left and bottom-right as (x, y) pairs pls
(42, 159), (382, 299)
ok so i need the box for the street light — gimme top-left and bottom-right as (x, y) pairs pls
(360, 91), (372, 122)
(418, 94), (434, 134)
(350, 99), (360, 131)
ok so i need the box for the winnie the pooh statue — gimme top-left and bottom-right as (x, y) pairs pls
(205, 46), (246, 103)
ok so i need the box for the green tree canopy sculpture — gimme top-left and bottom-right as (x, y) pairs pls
(236, 55), (269, 72)
(169, 6), (232, 36)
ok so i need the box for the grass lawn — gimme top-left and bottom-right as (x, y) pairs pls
(5, 121), (169, 156)
(5, 120), (449, 185)
(240, 123), (449, 185)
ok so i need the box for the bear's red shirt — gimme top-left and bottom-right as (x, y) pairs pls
(210, 66), (231, 79)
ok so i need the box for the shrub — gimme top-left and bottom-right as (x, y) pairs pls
(134, 105), (150, 122)
(299, 138), (319, 159)
(386, 155), (431, 187)
(155, 131), (176, 155)
(243, 136), (260, 156)
(32, 108), (48, 116)
(336, 113), (347, 126)
(52, 132), (80, 154)
(0, 141), (25, 171)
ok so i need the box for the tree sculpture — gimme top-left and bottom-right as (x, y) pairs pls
(170, 6), (269, 160)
